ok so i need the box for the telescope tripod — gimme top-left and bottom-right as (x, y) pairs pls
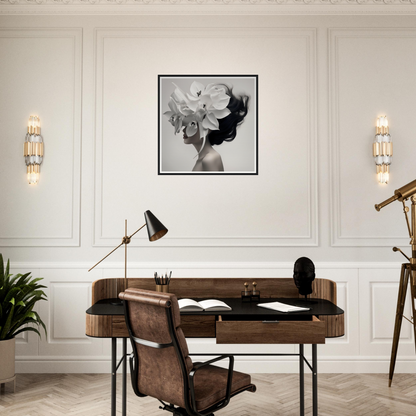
(388, 262), (416, 387)
(375, 182), (416, 386)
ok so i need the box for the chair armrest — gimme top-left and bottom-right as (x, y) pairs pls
(188, 355), (234, 415)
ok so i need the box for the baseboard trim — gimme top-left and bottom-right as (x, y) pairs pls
(15, 357), (416, 374)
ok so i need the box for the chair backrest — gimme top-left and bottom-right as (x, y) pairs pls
(119, 288), (193, 409)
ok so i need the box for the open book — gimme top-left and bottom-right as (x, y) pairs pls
(257, 301), (310, 313)
(178, 299), (232, 312)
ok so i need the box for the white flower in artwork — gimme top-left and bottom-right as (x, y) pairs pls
(164, 98), (183, 134)
(164, 81), (231, 136)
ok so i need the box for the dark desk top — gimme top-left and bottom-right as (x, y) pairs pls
(86, 298), (343, 318)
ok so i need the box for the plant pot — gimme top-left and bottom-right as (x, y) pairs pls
(0, 338), (15, 383)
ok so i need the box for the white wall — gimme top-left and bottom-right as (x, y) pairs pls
(1, 9), (416, 373)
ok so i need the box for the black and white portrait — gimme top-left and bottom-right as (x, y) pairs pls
(158, 75), (258, 175)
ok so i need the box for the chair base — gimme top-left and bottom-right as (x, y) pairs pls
(159, 402), (214, 416)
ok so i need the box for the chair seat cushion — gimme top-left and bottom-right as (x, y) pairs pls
(192, 364), (254, 412)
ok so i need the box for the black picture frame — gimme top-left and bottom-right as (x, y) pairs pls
(158, 75), (258, 175)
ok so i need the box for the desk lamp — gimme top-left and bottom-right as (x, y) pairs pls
(88, 210), (168, 302)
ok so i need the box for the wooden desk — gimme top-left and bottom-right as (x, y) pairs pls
(86, 278), (344, 416)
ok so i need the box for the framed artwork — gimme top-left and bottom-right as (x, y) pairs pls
(158, 75), (258, 175)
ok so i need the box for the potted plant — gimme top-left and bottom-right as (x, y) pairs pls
(0, 254), (47, 386)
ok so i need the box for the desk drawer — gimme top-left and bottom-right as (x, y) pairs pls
(216, 316), (325, 344)
(181, 315), (216, 338)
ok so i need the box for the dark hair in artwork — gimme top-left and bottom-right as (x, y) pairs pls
(207, 85), (249, 146)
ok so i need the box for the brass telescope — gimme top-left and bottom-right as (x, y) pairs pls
(375, 178), (416, 387)
(375, 178), (416, 211)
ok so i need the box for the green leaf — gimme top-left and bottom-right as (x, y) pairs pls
(0, 257), (48, 340)
(5, 258), (10, 279)
(12, 273), (32, 288)
(12, 326), (42, 338)
(0, 301), (14, 339)
(0, 254), (4, 286)
(4, 288), (19, 305)
(33, 311), (47, 337)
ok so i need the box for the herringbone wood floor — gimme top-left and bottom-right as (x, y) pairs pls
(1, 373), (416, 415)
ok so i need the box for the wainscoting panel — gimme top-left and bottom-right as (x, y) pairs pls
(359, 268), (415, 361)
(12, 262), (416, 374)
(311, 268), (360, 359)
(36, 268), (105, 359)
(51, 282), (91, 341)
(93, 28), (318, 248)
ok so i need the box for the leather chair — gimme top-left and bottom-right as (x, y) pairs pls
(119, 288), (256, 416)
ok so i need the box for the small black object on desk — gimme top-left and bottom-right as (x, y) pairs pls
(241, 281), (260, 302)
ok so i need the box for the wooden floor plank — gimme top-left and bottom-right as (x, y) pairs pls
(1, 373), (416, 415)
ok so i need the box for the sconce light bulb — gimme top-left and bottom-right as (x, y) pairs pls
(377, 171), (389, 185)
(27, 171), (39, 185)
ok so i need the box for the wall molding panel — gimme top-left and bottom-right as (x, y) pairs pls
(0, 28), (82, 247)
(93, 28), (318, 248)
(329, 28), (416, 247)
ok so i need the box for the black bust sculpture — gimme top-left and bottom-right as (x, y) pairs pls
(293, 257), (315, 296)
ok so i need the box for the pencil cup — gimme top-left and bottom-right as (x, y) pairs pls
(156, 285), (169, 293)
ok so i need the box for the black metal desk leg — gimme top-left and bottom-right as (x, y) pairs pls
(299, 344), (304, 416)
(312, 344), (318, 416)
(122, 338), (127, 416)
(111, 338), (117, 416)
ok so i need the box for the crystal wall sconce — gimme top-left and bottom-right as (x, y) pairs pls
(373, 115), (392, 184)
(24, 116), (44, 185)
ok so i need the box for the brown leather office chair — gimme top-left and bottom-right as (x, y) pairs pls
(119, 288), (256, 416)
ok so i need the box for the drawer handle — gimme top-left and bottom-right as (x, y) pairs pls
(262, 320), (280, 323)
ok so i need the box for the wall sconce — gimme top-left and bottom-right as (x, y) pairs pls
(373, 115), (392, 184)
(24, 116), (44, 185)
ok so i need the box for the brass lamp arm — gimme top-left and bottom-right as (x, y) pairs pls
(88, 223), (147, 273)
(88, 241), (125, 272)
(128, 223), (146, 240)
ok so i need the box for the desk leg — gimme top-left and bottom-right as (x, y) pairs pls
(111, 338), (117, 416)
(299, 344), (304, 416)
(122, 338), (127, 416)
(312, 344), (318, 416)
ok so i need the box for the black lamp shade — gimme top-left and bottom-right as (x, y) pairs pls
(144, 210), (168, 242)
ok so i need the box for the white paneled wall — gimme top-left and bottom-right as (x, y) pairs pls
(1, 12), (416, 374)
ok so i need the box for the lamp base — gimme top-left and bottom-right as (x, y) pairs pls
(108, 298), (123, 306)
